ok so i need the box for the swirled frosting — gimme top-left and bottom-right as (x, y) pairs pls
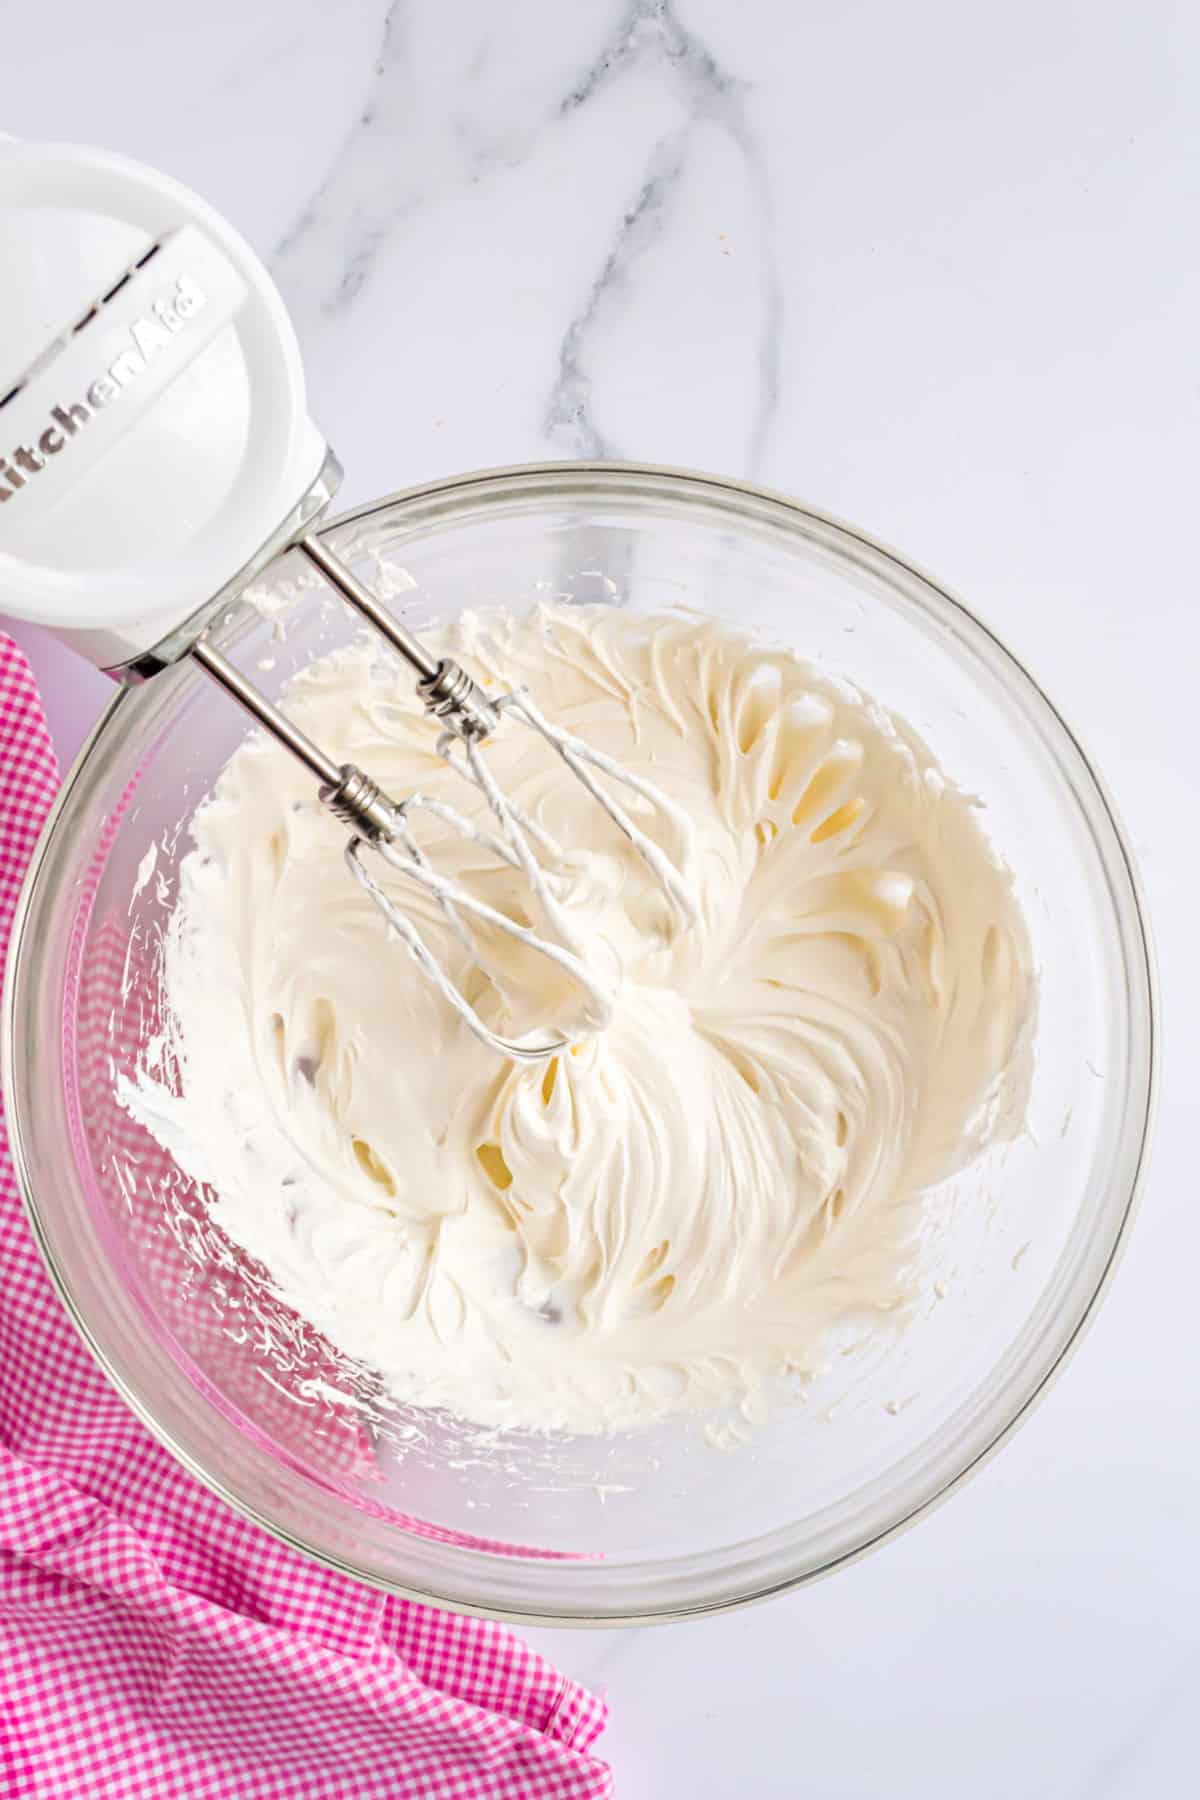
(124, 605), (1034, 1434)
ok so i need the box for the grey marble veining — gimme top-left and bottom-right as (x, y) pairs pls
(272, 0), (418, 319)
(545, 0), (780, 470)
(545, 129), (691, 459)
(271, 0), (780, 475)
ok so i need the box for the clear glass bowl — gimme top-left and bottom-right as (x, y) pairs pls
(2, 463), (1155, 1624)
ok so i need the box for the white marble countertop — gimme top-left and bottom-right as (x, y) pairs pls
(5, 4), (1198, 1794)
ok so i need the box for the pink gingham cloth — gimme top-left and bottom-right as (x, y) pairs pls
(0, 634), (612, 1799)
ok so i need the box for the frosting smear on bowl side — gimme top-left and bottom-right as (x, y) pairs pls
(122, 605), (1035, 1435)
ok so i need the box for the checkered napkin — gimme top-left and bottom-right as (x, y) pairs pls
(0, 633), (612, 1799)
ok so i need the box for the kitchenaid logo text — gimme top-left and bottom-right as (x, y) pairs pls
(0, 274), (208, 504)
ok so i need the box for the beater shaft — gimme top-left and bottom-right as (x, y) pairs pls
(190, 638), (397, 840)
(190, 638), (341, 789)
(296, 534), (440, 682)
(296, 536), (499, 741)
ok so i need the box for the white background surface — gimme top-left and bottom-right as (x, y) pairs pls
(3, 4), (1197, 1794)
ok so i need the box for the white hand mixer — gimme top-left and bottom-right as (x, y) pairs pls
(0, 140), (696, 1060)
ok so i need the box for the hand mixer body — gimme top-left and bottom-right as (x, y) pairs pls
(0, 139), (332, 672)
(0, 139), (697, 1059)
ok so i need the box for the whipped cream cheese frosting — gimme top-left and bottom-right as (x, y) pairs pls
(123, 605), (1035, 1435)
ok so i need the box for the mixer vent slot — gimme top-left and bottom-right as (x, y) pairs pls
(0, 236), (166, 414)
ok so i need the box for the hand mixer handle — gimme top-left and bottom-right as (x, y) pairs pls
(0, 138), (333, 672)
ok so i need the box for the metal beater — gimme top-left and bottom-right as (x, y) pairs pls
(193, 534), (696, 1061)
